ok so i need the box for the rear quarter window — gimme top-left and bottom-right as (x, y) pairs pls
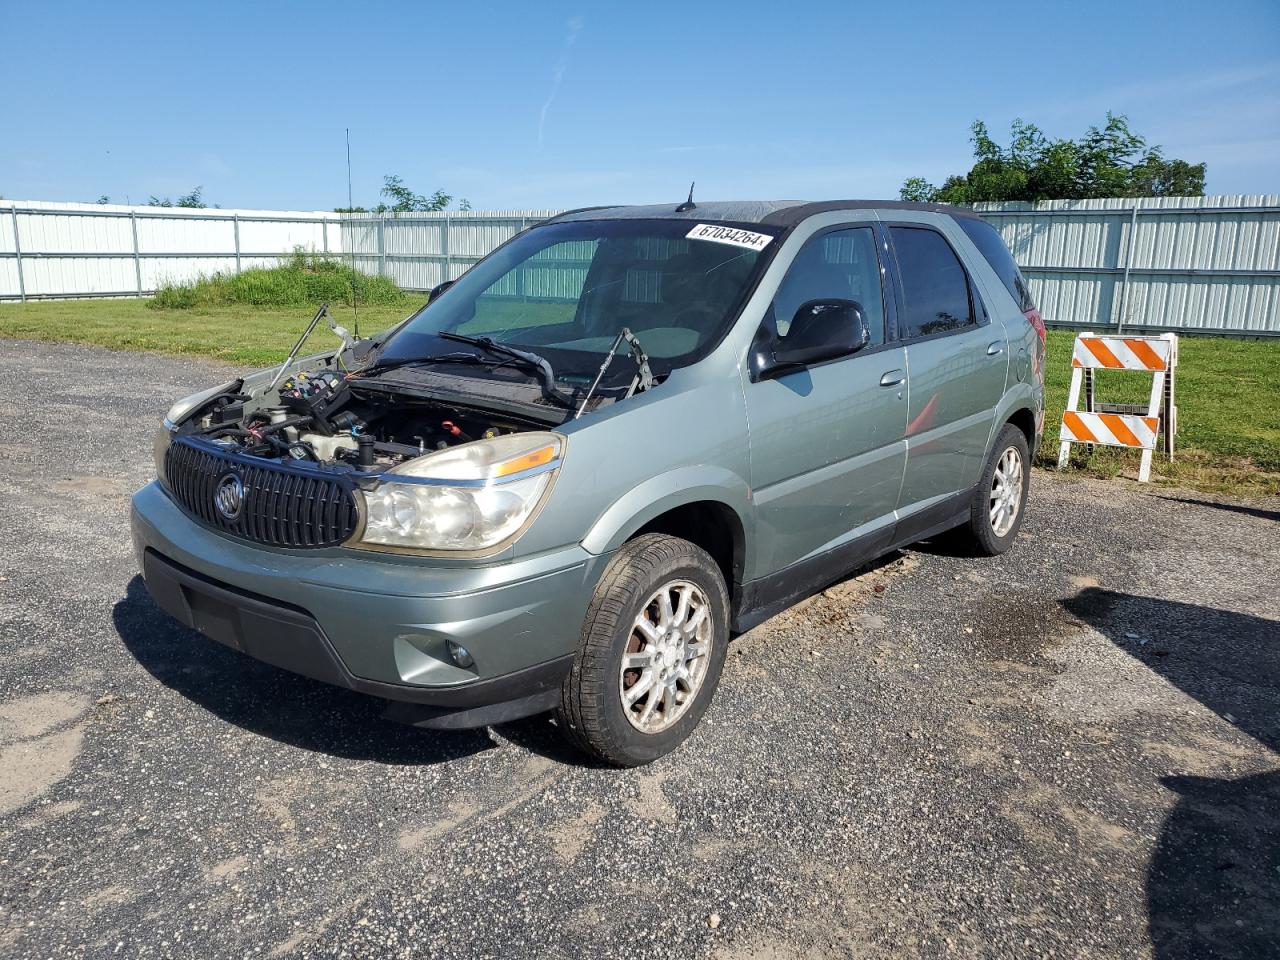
(957, 218), (1036, 314)
(889, 227), (976, 339)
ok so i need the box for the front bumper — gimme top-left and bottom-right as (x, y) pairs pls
(130, 481), (607, 727)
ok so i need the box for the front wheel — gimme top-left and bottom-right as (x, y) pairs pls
(960, 424), (1031, 556)
(557, 534), (730, 766)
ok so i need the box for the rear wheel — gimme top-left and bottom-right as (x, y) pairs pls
(960, 424), (1030, 556)
(557, 534), (729, 766)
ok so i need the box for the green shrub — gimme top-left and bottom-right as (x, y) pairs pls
(149, 250), (408, 309)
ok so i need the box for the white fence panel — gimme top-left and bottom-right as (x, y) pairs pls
(975, 194), (1280, 335)
(0, 200), (341, 299)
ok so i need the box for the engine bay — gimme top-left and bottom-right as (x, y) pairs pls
(178, 363), (548, 473)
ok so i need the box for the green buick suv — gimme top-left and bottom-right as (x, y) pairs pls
(132, 199), (1045, 766)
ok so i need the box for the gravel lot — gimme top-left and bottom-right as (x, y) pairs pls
(0, 339), (1276, 960)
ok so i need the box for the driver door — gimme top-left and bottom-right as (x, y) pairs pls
(744, 225), (908, 580)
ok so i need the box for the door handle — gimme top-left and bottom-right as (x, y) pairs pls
(880, 369), (905, 387)
(987, 341), (1004, 356)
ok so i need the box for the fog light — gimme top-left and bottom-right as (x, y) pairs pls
(447, 640), (475, 669)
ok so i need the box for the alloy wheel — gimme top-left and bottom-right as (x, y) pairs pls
(989, 445), (1024, 537)
(619, 579), (714, 734)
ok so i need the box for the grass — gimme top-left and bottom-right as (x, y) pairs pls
(0, 297), (420, 367)
(150, 250), (408, 309)
(1, 299), (1276, 495)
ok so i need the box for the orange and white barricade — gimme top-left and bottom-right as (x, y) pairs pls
(1057, 332), (1178, 483)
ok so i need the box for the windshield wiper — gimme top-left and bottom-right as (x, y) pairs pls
(437, 332), (573, 407)
(351, 352), (498, 378)
(575, 328), (655, 419)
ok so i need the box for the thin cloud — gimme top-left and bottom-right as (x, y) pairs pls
(538, 16), (584, 150)
(1020, 62), (1280, 126)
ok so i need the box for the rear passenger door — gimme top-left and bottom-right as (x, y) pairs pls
(887, 224), (1007, 530)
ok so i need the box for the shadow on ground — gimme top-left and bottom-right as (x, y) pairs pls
(1157, 497), (1280, 524)
(113, 575), (498, 765)
(1063, 588), (1280, 960)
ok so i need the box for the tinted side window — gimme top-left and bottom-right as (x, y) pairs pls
(890, 227), (974, 339)
(957, 217), (1036, 313)
(771, 227), (886, 346)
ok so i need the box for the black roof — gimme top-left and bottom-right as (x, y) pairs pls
(760, 199), (980, 225)
(546, 199), (979, 228)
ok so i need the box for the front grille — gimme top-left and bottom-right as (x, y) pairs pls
(164, 438), (360, 549)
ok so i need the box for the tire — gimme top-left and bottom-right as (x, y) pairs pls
(960, 424), (1031, 556)
(557, 533), (730, 767)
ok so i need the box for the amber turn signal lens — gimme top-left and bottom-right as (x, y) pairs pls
(494, 444), (557, 477)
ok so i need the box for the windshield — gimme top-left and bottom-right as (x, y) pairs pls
(376, 218), (780, 385)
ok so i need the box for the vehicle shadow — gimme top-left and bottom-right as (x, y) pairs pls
(905, 527), (984, 558)
(1061, 587), (1280, 960)
(113, 575), (495, 766)
(493, 713), (606, 768)
(1156, 496), (1280, 524)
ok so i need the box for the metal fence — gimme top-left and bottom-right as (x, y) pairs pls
(338, 210), (560, 292)
(4, 196), (1278, 335)
(974, 195), (1280, 337)
(0, 200), (560, 302)
(0, 200), (342, 300)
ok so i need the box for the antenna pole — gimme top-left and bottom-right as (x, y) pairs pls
(345, 127), (360, 338)
(675, 181), (697, 213)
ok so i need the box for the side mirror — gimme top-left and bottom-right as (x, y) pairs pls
(754, 299), (870, 379)
(428, 279), (455, 301)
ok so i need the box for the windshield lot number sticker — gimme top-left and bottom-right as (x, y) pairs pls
(685, 223), (774, 251)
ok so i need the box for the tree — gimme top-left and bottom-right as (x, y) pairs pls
(149, 186), (208, 208)
(374, 175), (451, 214)
(899, 177), (933, 203)
(335, 175), (461, 214)
(900, 114), (1206, 203)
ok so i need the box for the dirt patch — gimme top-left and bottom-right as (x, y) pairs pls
(625, 769), (677, 823)
(1138, 732), (1258, 774)
(548, 800), (603, 863)
(398, 800), (482, 851)
(0, 691), (89, 739)
(206, 854), (249, 881)
(254, 777), (301, 840)
(82, 883), (136, 911)
(1056, 801), (1138, 852)
(713, 938), (838, 960)
(0, 691), (90, 816)
(0, 728), (86, 817)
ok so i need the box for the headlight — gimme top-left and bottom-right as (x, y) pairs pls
(163, 379), (239, 430)
(354, 432), (564, 554)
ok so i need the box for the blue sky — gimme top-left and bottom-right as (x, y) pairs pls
(2, 0), (1278, 211)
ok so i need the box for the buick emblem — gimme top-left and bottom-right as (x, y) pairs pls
(214, 472), (245, 521)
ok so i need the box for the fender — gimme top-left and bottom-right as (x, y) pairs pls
(989, 383), (1042, 459)
(580, 465), (752, 557)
